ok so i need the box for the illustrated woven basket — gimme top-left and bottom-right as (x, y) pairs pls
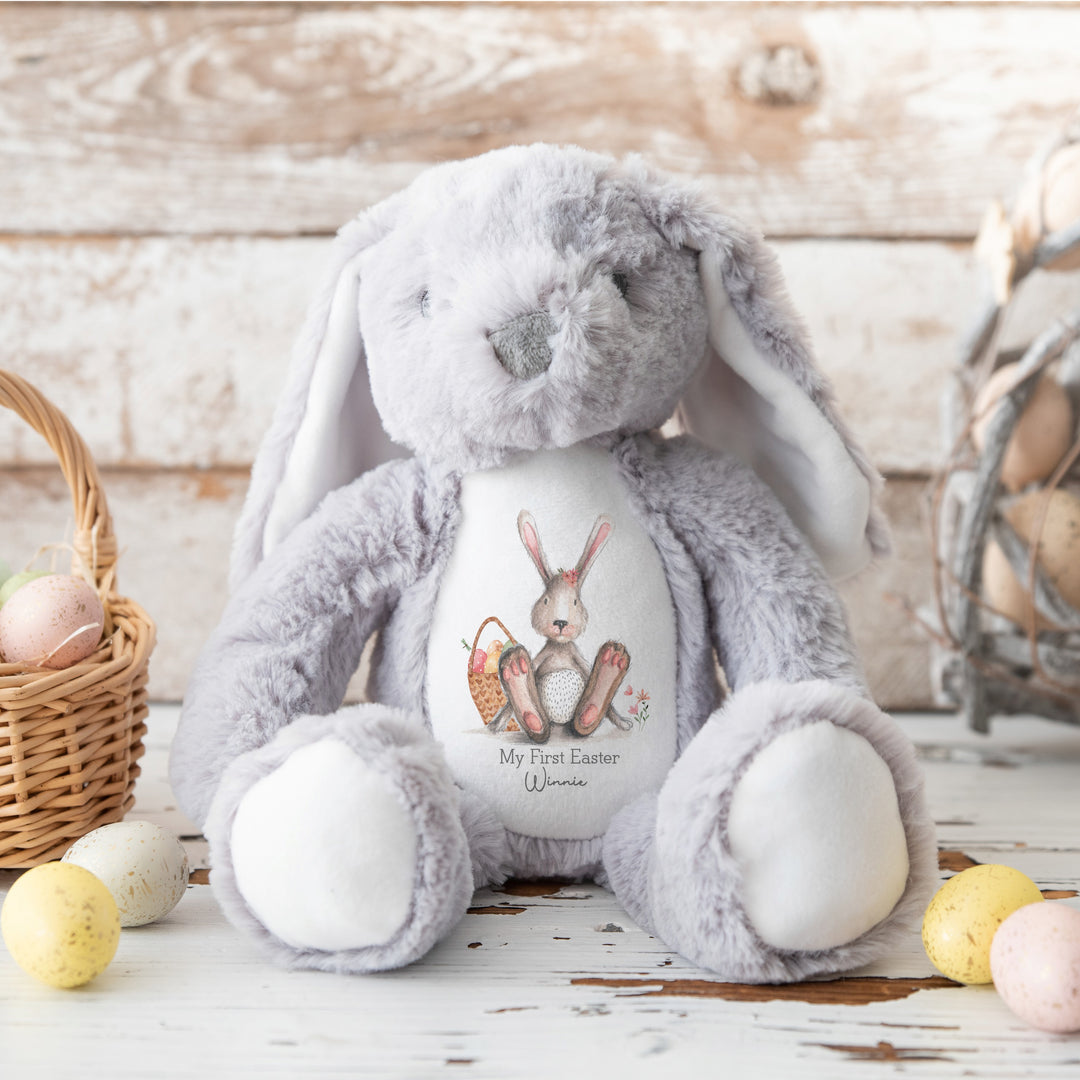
(467, 616), (518, 731)
(0, 370), (155, 867)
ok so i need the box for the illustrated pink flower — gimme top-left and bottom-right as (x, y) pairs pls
(628, 704), (639, 715)
(561, 568), (579, 586)
(624, 685), (634, 696)
(636, 688), (650, 704)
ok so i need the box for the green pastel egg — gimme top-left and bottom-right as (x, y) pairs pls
(0, 570), (51, 608)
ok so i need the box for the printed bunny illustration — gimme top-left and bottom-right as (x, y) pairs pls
(490, 510), (631, 742)
(170, 144), (936, 983)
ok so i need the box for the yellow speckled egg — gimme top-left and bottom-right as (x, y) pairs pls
(923, 864), (1044, 984)
(63, 821), (189, 927)
(1, 862), (120, 988)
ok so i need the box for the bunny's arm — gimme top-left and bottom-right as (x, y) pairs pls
(618, 433), (866, 694)
(169, 457), (458, 829)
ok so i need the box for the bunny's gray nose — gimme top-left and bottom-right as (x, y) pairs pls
(489, 312), (556, 379)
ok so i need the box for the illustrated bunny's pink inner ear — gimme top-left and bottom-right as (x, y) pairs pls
(520, 518), (550, 579)
(577, 519), (612, 577)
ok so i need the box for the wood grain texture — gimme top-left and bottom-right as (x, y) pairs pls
(1, 3), (1079, 236)
(11, 235), (1078, 475)
(0, 467), (935, 706)
(3, 707), (1079, 1078)
(838, 478), (934, 709)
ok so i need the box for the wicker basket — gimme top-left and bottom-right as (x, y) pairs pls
(918, 118), (1080, 732)
(0, 370), (155, 868)
(467, 616), (518, 731)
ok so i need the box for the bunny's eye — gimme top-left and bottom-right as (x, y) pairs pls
(612, 272), (630, 299)
(418, 290), (432, 318)
(543, 597), (549, 606)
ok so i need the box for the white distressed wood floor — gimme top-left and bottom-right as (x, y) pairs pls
(2, 706), (1079, 1079)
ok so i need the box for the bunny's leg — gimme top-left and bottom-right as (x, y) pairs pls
(602, 438), (936, 981)
(604, 681), (935, 982)
(498, 645), (550, 743)
(205, 705), (507, 973)
(573, 641), (630, 736)
(171, 461), (509, 972)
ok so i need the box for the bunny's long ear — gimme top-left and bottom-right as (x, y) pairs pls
(652, 189), (888, 580)
(230, 209), (404, 591)
(517, 510), (553, 582)
(575, 514), (613, 586)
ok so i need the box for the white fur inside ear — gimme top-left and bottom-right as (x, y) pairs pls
(727, 722), (909, 952)
(262, 248), (403, 561)
(230, 739), (418, 952)
(696, 255), (872, 580)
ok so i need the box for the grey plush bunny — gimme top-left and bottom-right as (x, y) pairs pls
(170, 144), (936, 980)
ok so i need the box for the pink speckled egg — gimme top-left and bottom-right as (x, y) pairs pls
(0, 574), (105, 669)
(990, 903), (1080, 1033)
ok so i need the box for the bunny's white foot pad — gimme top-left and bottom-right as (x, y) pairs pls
(229, 739), (418, 952)
(727, 721), (909, 952)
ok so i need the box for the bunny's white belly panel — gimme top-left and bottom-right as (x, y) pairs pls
(539, 669), (583, 725)
(425, 445), (678, 841)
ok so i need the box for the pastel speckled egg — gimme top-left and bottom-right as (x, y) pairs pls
(923, 864), (1044, 984)
(1, 862), (120, 988)
(0, 569), (50, 608)
(62, 821), (190, 927)
(990, 903), (1080, 1033)
(971, 365), (1074, 493)
(0, 573), (104, 668)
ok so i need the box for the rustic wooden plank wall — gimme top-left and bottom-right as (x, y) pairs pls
(1, 2), (1079, 705)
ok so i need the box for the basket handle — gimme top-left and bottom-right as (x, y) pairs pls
(0, 369), (118, 594)
(468, 616), (517, 670)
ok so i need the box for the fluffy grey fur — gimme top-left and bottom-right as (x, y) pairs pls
(170, 456), (461, 825)
(172, 143), (934, 981)
(604, 679), (937, 983)
(204, 706), (474, 973)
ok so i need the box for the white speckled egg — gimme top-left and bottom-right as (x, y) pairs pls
(991, 902), (1080, 1033)
(62, 821), (190, 927)
(0, 573), (104, 668)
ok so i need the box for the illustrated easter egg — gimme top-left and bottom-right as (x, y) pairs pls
(971, 365), (1074, 493)
(990, 902), (1080, 1032)
(0, 569), (51, 608)
(922, 864), (1044, 984)
(1, 862), (120, 988)
(0, 574), (104, 668)
(63, 821), (190, 927)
